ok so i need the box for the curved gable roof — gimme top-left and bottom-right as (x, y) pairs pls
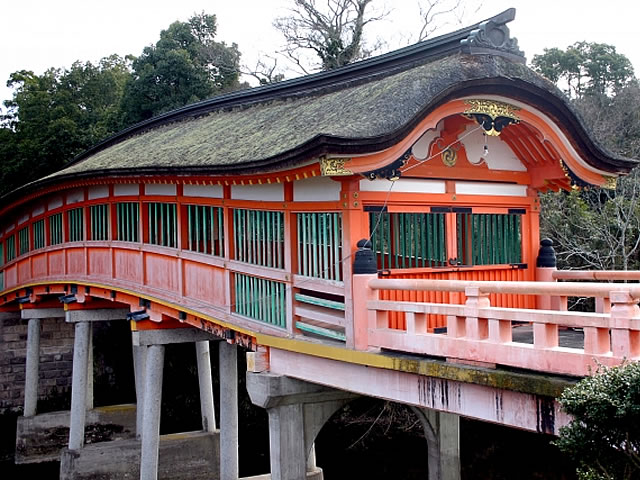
(10, 8), (638, 199)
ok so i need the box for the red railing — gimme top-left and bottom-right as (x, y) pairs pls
(353, 274), (640, 377)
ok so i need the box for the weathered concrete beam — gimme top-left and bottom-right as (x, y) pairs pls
(21, 308), (64, 319)
(65, 308), (130, 323)
(268, 348), (571, 435)
(132, 328), (219, 346)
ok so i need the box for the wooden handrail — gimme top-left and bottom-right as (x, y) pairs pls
(367, 278), (640, 298)
(553, 270), (640, 281)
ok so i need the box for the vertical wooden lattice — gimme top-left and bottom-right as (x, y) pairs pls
(49, 213), (63, 245)
(6, 235), (15, 262)
(233, 209), (284, 269)
(33, 219), (45, 249)
(186, 205), (224, 256)
(68, 207), (84, 242)
(147, 202), (177, 248)
(456, 213), (522, 265)
(297, 212), (343, 281)
(234, 273), (286, 328)
(90, 204), (110, 241)
(369, 211), (447, 270)
(116, 202), (139, 242)
(18, 226), (29, 255)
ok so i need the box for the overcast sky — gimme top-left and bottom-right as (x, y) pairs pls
(1, 0), (639, 106)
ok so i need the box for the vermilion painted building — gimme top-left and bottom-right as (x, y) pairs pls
(2, 9), (638, 480)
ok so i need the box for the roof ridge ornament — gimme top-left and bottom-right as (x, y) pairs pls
(460, 8), (525, 62)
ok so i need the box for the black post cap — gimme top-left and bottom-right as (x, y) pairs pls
(536, 238), (556, 268)
(353, 238), (378, 274)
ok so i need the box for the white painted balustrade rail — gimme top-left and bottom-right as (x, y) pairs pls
(354, 277), (640, 377)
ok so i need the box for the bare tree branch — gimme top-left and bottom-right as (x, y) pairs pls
(273, 0), (388, 73)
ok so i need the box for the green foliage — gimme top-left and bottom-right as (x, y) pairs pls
(555, 362), (640, 479)
(532, 42), (635, 98)
(0, 55), (131, 194)
(540, 167), (640, 271)
(121, 12), (243, 125)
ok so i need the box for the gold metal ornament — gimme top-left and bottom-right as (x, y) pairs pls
(441, 148), (457, 167)
(320, 157), (353, 176)
(602, 176), (617, 190)
(463, 99), (520, 136)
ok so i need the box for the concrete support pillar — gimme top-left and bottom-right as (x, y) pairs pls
(140, 344), (165, 480)
(132, 344), (148, 439)
(23, 318), (41, 417)
(246, 372), (356, 480)
(268, 403), (306, 480)
(68, 321), (92, 450)
(196, 340), (216, 432)
(306, 444), (317, 472)
(411, 407), (461, 480)
(219, 341), (238, 480)
(86, 331), (94, 411)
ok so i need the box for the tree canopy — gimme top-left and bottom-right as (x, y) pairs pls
(537, 43), (640, 271)
(0, 55), (131, 194)
(120, 12), (243, 125)
(555, 362), (640, 479)
(0, 12), (246, 195)
(532, 41), (635, 99)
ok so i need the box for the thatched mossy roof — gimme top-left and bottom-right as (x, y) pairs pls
(14, 8), (637, 199)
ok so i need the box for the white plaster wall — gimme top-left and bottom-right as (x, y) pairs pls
(88, 185), (109, 200)
(32, 205), (45, 217)
(293, 176), (341, 202)
(183, 184), (223, 199)
(460, 125), (526, 171)
(66, 189), (84, 204)
(455, 182), (527, 197)
(114, 184), (139, 196)
(231, 183), (284, 202)
(360, 178), (446, 194)
(145, 183), (177, 196)
(48, 196), (63, 210)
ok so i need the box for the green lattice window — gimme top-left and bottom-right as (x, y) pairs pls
(0, 243), (3, 265)
(116, 202), (139, 242)
(368, 210), (447, 270)
(90, 204), (110, 241)
(146, 202), (177, 248)
(49, 213), (63, 245)
(6, 235), (15, 262)
(68, 207), (84, 242)
(233, 209), (284, 269)
(33, 219), (45, 249)
(18, 226), (29, 255)
(186, 205), (224, 256)
(456, 212), (522, 265)
(0, 270), (4, 291)
(234, 273), (286, 328)
(297, 213), (343, 281)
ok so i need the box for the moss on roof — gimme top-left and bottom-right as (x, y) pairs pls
(48, 54), (568, 180)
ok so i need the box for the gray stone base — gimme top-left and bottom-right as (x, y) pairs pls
(59, 430), (219, 480)
(15, 404), (136, 464)
(243, 467), (323, 480)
